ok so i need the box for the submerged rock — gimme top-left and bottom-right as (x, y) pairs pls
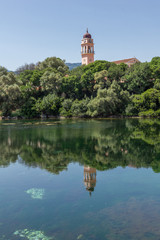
(26, 188), (45, 199)
(77, 234), (83, 239)
(13, 229), (53, 239)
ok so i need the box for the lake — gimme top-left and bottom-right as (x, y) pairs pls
(0, 119), (160, 240)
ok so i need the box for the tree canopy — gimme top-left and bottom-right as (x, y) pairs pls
(0, 56), (160, 118)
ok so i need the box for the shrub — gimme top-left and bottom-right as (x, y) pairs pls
(60, 99), (72, 117)
(71, 98), (90, 117)
(139, 109), (157, 117)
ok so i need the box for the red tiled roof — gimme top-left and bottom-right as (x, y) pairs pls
(112, 58), (140, 64)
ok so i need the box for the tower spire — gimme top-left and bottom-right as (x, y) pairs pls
(86, 28), (88, 33)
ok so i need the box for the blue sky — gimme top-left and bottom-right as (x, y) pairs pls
(0, 0), (160, 70)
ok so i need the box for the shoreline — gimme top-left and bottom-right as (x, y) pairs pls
(0, 115), (158, 121)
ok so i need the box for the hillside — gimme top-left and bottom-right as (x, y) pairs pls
(66, 62), (81, 70)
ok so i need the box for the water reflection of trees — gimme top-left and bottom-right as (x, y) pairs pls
(0, 119), (160, 173)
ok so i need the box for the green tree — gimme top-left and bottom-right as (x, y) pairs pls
(123, 62), (153, 94)
(80, 70), (94, 97)
(94, 70), (111, 94)
(16, 63), (36, 74)
(107, 63), (124, 81)
(60, 99), (73, 117)
(40, 70), (63, 95)
(154, 78), (160, 90)
(0, 66), (8, 76)
(150, 57), (160, 79)
(83, 60), (112, 74)
(34, 94), (62, 117)
(126, 88), (160, 116)
(71, 98), (90, 117)
(0, 72), (22, 116)
(70, 65), (84, 79)
(61, 75), (81, 99)
(87, 81), (130, 117)
(18, 69), (45, 118)
(20, 97), (38, 118)
(37, 57), (69, 74)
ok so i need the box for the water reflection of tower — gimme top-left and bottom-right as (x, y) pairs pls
(84, 166), (96, 196)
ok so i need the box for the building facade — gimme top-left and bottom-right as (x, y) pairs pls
(81, 29), (95, 65)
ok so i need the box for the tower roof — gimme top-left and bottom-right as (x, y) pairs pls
(83, 28), (91, 38)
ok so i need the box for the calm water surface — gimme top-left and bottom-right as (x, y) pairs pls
(0, 119), (160, 240)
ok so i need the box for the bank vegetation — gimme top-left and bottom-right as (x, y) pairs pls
(1, 56), (160, 118)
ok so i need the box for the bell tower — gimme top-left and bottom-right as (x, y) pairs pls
(84, 166), (96, 195)
(81, 28), (95, 65)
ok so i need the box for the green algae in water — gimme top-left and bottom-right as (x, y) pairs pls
(13, 229), (53, 239)
(26, 188), (45, 199)
(77, 234), (83, 239)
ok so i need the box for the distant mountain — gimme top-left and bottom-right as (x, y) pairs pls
(66, 63), (81, 70)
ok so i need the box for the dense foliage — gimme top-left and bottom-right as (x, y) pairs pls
(0, 56), (160, 118)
